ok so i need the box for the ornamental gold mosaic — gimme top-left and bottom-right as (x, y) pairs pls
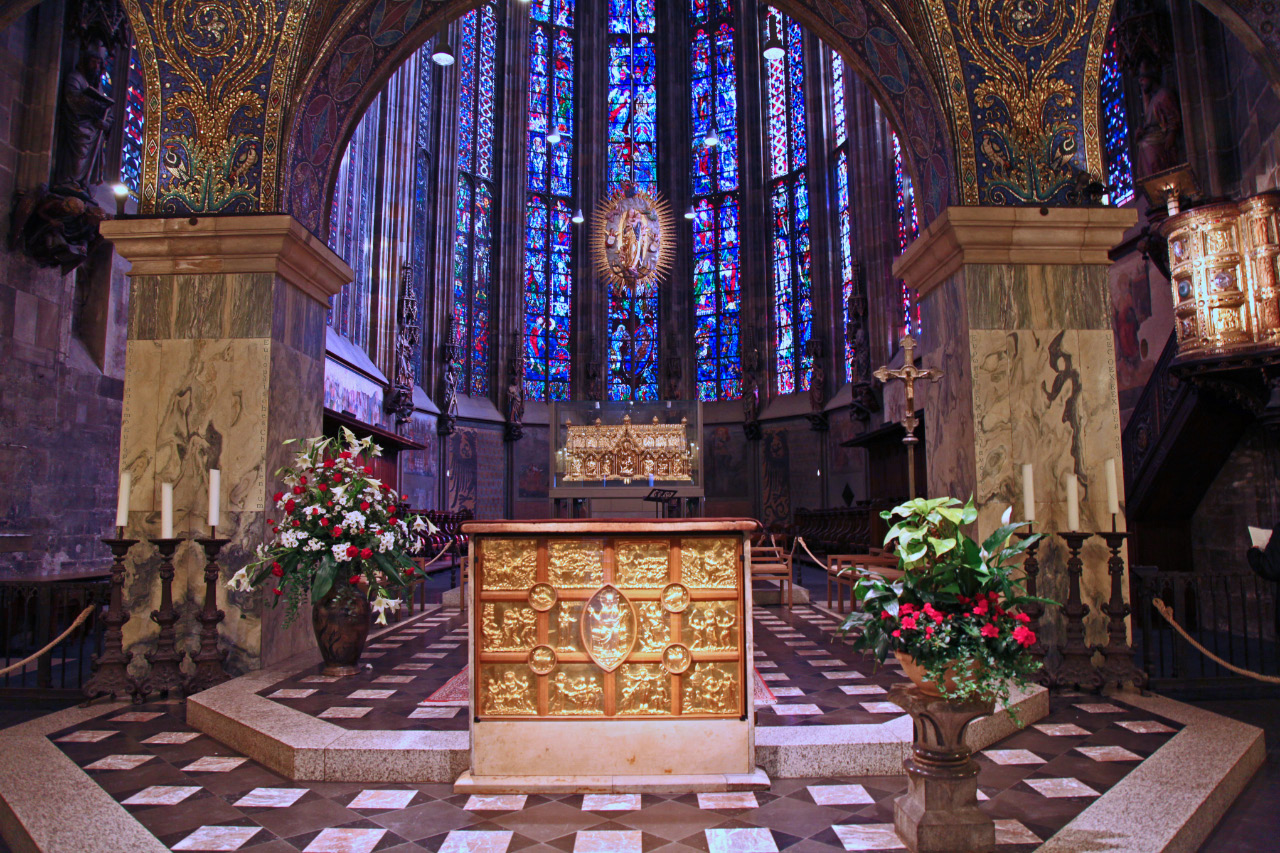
(473, 533), (745, 719)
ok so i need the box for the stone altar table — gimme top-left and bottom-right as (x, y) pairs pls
(453, 519), (767, 793)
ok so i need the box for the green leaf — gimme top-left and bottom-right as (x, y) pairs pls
(311, 554), (337, 601)
(373, 552), (407, 588)
(981, 523), (1023, 554)
(961, 499), (979, 525)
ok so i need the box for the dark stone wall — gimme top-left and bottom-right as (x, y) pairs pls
(0, 9), (129, 578)
(1191, 425), (1279, 575)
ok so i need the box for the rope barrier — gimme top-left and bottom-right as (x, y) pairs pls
(0, 605), (96, 678)
(1152, 597), (1280, 684)
(794, 536), (825, 568)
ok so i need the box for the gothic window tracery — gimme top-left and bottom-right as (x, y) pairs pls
(893, 131), (919, 339)
(524, 0), (576, 402)
(765, 7), (813, 396)
(1102, 25), (1135, 206)
(828, 50), (856, 384)
(690, 1), (740, 401)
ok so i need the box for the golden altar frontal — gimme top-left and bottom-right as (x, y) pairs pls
(457, 519), (761, 791)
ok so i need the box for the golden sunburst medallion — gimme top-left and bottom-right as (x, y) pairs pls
(591, 183), (676, 297)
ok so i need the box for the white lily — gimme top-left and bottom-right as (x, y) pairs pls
(226, 567), (252, 592)
(370, 594), (402, 626)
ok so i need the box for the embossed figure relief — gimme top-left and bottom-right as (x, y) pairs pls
(481, 603), (538, 652)
(682, 603), (738, 651)
(635, 602), (671, 652)
(554, 601), (584, 652)
(481, 539), (538, 589)
(682, 538), (738, 588)
(682, 662), (739, 715)
(548, 539), (604, 588)
(481, 665), (537, 715)
(548, 665), (604, 715)
(618, 664), (671, 715)
(580, 585), (637, 671)
(615, 540), (670, 587)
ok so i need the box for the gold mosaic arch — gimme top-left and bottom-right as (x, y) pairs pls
(471, 530), (746, 720)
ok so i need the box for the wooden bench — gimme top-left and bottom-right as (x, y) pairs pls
(826, 552), (901, 613)
(750, 542), (794, 609)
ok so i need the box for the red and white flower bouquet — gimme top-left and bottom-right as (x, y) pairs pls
(229, 428), (436, 627)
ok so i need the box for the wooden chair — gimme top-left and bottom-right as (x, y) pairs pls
(749, 542), (794, 609)
(827, 552), (901, 613)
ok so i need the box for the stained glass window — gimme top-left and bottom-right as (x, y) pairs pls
(607, 0), (659, 401)
(326, 95), (380, 348)
(690, 5), (740, 401)
(829, 52), (856, 383)
(765, 7), (812, 394)
(120, 42), (145, 197)
(1102, 25), (1134, 206)
(453, 2), (501, 397)
(410, 40), (435, 386)
(893, 132), (920, 338)
(524, 0), (576, 402)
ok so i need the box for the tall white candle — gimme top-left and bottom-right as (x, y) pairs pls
(1066, 473), (1080, 532)
(1021, 463), (1035, 523)
(115, 472), (131, 529)
(207, 469), (221, 529)
(161, 482), (174, 539)
(1104, 457), (1120, 516)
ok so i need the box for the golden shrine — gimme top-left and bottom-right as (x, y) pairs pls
(456, 519), (762, 792)
(561, 414), (694, 484)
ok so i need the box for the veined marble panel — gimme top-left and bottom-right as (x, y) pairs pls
(919, 274), (977, 503)
(127, 273), (276, 341)
(966, 265), (1112, 331)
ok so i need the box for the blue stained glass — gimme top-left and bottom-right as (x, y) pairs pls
(893, 132), (921, 338)
(1102, 26), (1134, 206)
(524, 0), (575, 402)
(120, 42), (145, 196)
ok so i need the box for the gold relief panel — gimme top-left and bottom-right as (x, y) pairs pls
(661, 582), (690, 613)
(662, 643), (692, 675)
(548, 539), (604, 588)
(528, 583), (557, 612)
(617, 664), (671, 715)
(580, 585), (637, 672)
(548, 664), (605, 715)
(553, 601), (584, 653)
(528, 645), (558, 675)
(681, 662), (739, 715)
(635, 601), (672, 652)
(681, 538), (738, 588)
(481, 539), (537, 590)
(615, 540), (670, 587)
(681, 602), (739, 652)
(481, 603), (538, 652)
(480, 664), (538, 716)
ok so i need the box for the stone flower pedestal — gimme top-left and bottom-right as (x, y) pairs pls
(888, 684), (995, 853)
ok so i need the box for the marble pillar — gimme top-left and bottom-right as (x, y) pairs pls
(99, 216), (352, 677)
(893, 208), (1136, 649)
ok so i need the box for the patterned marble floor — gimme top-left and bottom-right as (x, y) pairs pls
(46, 694), (1182, 852)
(252, 604), (916, 731)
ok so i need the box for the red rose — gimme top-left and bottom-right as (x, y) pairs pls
(320, 517), (329, 526)
(273, 588), (282, 596)
(364, 467), (373, 475)
(285, 499), (296, 512)
(271, 565), (283, 578)
(324, 459), (335, 468)
(1013, 625), (1036, 647)
(292, 520), (300, 527)
(332, 527), (343, 537)
(980, 623), (1000, 638)
(349, 574), (361, 585)
(406, 567), (415, 575)
(292, 486), (304, 495)
(327, 501), (334, 507)
(360, 501), (370, 511)
(300, 476), (307, 485)
(332, 473), (342, 483)
(273, 491), (284, 502)
(339, 451), (351, 459)
(346, 545), (359, 558)
(360, 548), (373, 559)
(318, 483), (328, 492)
(1014, 612), (1031, 624)
(401, 494), (408, 501)
(891, 629), (901, 637)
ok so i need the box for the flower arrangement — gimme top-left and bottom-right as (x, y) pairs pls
(843, 496), (1051, 709)
(228, 428), (435, 626)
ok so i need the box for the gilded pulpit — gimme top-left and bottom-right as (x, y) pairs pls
(455, 519), (763, 792)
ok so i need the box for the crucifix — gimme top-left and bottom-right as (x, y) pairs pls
(873, 335), (941, 499)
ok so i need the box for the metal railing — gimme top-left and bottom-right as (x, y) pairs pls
(0, 576), (109, 696)
(1132, 565), (1280, 694)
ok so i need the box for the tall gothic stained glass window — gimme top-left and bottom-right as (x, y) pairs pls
(829, 50), (856, 383)
(893, 132), (920, 338)
(1101, 26), (1134, 206)
(765, 7), (812, 395)
(120, 42), (145, 197)
(524, 0), (575, 402)
(607, 0), (659, 401)
(327, 96), (380, 350)
(690, 0), (740, 401)
(453, 2), (500, 397)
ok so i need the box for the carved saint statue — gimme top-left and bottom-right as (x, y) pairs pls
(1135, 61), (1182, 178)
(54, 42), (114, 195)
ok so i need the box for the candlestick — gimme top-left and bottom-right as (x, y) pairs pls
(207, 469), (221, 529)
(1021, 464), (1034, 522)
(1097, 531), (1148, 691)
(1045, 531), (1103, 692)
(1066, 473), (1080, 532)
(1104, 457), (1120, 516)
(1015, 531), (1050, 685)
(137, 537), (188, 700)
(187, 534), (231, 694)
(161, 483), (174, 539)
(83, 536), (139, 702)
(115, 472), (131, 528)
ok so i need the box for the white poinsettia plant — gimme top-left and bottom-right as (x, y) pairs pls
(228, 427), (436, 627)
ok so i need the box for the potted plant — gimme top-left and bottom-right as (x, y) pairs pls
(843, 497), (1049, 711)
(228, 427), (435, 676)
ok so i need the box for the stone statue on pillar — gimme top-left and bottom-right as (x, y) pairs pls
(505, 334), (525, 442)
(438, 320), (461, 436)
(386, 263), (419, 428)
(741, 327), (761, 440)
(1135, 61), (1182, 178)
(845, 264), (880, 424)
(806, 338), (828, 431)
